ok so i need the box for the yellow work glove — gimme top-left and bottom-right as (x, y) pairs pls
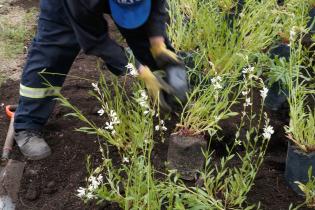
(150, 42), (182, 69)
(138, 66), (174, 111)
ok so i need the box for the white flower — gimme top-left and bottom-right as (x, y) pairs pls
(138, 100), (148, 108)
(136, 90), (151, 114)
(235, 139), (242, 145)
(88, 176), (101, 190)
(105, 122), (114, 130)
(97, 109), (105, 116)
(113, 117), (120, 125)
(290, 27), (297, 42)
(244, 97), (252, 107)
(242, 66), (254, 74)
(211, 76), (222, 83)
(92, 83), (99, 92)
(214, 115), (221, 122)
(260, 87), (269, 100)
(140, 90), (148, 100)
(123, 156), (129, 163)
(97, 174), (103, 183)
(156, 120), (167, 131)
(111, 130), (116, 136)
(109, 110), (117, 118)
(213, 83), (222, 90)
(211, 76), (223, 90)
(86, 192), (95, 199)
(263, 125), (274, 140)
(242, 90), (249, 96)
(109, 110), (120, 124)
(126, 63), (139, 77)
(242, 111), (246, 117)
(77, 187), (86, 198)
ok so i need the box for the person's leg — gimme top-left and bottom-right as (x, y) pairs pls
(14, 0), (80, 131)
(14, 0), (80, 160)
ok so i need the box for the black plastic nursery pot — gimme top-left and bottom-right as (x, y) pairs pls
(167, 134), (207, 181)
(285, 141), (315, 195)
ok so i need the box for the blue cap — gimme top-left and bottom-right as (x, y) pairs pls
(109, 0), (151, 29)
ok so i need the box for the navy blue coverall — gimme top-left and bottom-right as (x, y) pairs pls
(14, 0), (172, 131)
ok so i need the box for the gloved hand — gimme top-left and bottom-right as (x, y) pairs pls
(164, 65), (188, 105)
(138, 65), (174, 111)
(150, 42), (182, 69)
(150, 42), (189, 107)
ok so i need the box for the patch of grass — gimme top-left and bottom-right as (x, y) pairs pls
(0, 8), (38, 59)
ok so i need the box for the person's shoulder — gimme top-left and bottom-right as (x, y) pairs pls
(78, 0), (106, 11)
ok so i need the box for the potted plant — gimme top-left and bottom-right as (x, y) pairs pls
(167, 72), (241, 180)
(285, 93), (315, 195)
(283, 23), (315, 194)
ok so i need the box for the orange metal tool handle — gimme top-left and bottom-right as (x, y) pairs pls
(5, 105), (17, 119)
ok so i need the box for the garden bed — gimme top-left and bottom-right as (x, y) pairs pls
(0, 53), (310, 210)
(0, 0), (313, 209)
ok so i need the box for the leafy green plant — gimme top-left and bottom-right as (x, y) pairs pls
(284, 31), (315, 153)
(277, 0), (312, 42)
(78, 142), (163, 210)
(158, 69), (273, 209)
(57, 73), (154, 154)
(295, 167), (315, 208)
(168, 0), (281, 73)
(286, 91), (315, 153)
(57, 72), (166, 209)
(176, 71), (242, 136)
(55, 62), (274, 209)
(54, 0), (313, 209)
(217, 0), (238, 12)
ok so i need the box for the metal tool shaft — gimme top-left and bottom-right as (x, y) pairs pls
(2, 117), (14, 161)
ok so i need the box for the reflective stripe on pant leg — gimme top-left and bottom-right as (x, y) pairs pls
(14, 0), (80, 131)
(19, 84), (62, 99)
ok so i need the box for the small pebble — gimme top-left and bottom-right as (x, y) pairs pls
(43, 181), (57, 194)
(26, 169), (38, 176)
(43, 187), (57, 194)
(47, 181), (56, 188)
(25, 188), (39, 201)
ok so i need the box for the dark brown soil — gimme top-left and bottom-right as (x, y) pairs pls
(0, 54), (310, 210)
(0, 0), (312, 210)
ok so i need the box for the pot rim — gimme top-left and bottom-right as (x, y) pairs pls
(287, 133), (315, 154)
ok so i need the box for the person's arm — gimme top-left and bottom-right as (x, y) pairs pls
(63, 0), (128, 75)
(146, 0), (168, 38)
